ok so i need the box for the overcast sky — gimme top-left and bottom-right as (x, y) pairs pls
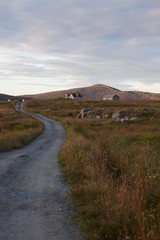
(0, 0), (160, 95)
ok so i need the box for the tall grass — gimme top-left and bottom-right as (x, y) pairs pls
(0, 102), (43, 152)
(27, 99), (160, 239)
(60, 120), (160, 240)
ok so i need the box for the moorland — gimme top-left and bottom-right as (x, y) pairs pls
(0, 98), (160, 240)
(0, 101), (43, 151)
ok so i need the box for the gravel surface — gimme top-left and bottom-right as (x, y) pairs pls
(0, 103), (82, 240)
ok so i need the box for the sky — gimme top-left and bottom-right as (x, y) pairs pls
(0, 0), (160, 95)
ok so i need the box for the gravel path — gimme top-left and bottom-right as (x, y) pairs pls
(0, 103), (81, 240)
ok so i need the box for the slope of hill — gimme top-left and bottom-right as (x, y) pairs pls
(26, 84), (160, 101)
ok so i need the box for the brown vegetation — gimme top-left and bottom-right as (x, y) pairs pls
(0, 102), (43, 152)
(27, 99), (160, 239)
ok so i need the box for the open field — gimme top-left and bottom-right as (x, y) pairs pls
(27, 98), (160, 240)
(0, 102), (43, 152)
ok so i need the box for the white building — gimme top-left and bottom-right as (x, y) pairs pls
(103, 94), (119, 101)
(65, 92), (82, 100)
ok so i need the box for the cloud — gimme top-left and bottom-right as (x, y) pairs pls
(0, 0), (160, 94)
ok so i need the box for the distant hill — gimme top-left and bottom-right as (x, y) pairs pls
(0, 94), (31, 101)
(0, 94), (16, 101)
(26, 84), (160, 101)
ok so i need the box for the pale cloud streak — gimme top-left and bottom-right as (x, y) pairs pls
(0, 0), (160, 95)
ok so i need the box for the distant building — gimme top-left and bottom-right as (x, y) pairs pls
(65, 92), (82, 100)
(103, 94), (120, 101)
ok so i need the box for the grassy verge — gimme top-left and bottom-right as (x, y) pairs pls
(0, 101), (43, 152)
(27, 99), (160, 240)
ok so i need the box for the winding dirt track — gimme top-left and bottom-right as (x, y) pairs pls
(0, 103), (81, 240)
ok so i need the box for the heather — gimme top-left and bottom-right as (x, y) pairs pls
(0, 102), (43, 152)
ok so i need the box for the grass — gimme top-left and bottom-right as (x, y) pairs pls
(27, 99), (160, 240)
(0, 101), (43, 152)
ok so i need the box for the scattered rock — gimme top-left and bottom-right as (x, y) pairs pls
(130, 117), (141, 122)
(112, 110), (130, 119)
(121, 117), (129, 123)
(77, 108), (142, 123)
(95, 115), (101, 119)
(77, 108), (92, 118)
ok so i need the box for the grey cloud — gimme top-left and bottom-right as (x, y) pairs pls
(0, 0), (160, 94)
(19, 83), (59, 87)
(1, 0), (159, 53)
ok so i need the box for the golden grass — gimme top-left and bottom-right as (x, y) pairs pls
(0, 102), (43, 152)
(27, 99), (160, 240)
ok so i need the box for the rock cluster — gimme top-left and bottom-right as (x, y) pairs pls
(78, 109), (142, 122)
